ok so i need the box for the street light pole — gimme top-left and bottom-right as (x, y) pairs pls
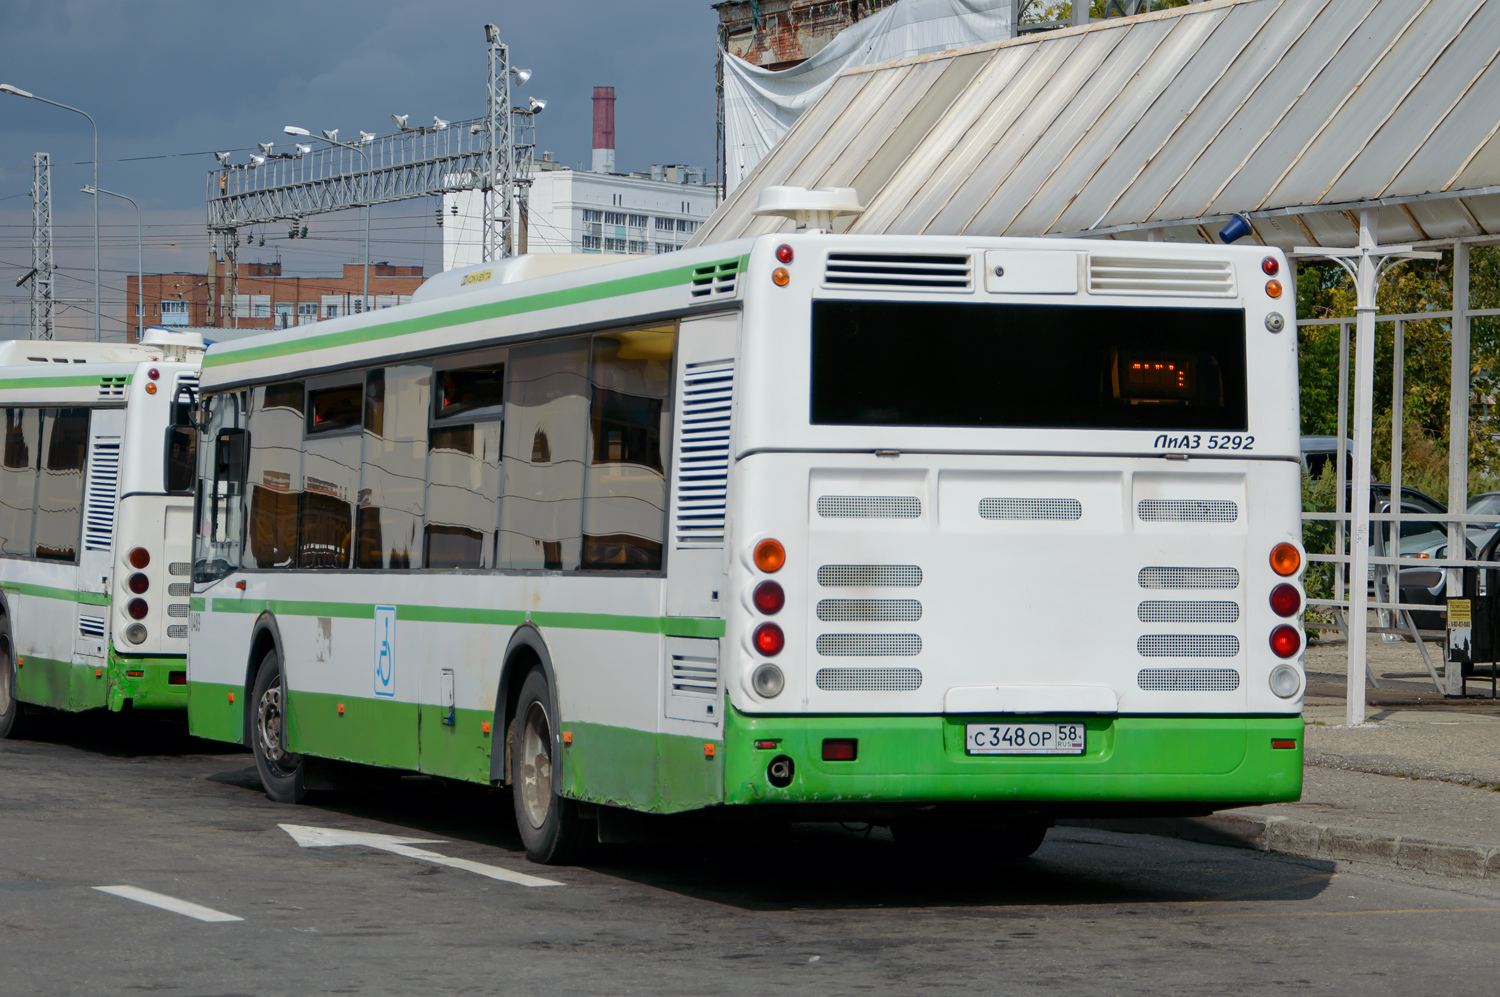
(1, 83), (100, 341)
(82, 186), (141, 341)
(286, 126), (370, 312)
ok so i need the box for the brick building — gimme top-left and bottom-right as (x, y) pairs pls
(126, 262), (426, 343)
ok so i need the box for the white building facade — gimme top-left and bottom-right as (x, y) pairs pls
(443, 165), (718, 270)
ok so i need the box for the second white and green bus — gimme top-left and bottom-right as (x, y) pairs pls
(0, 329), (204, 738)
(187, 223), (1305, 863)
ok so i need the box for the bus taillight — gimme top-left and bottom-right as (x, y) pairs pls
(754, 539), (785, 573)
(753, 581), (785, 615)
(1269, 624), (1300, 658)
(1269, 583), (1300, 617)
(753, 623), (785, 656)
(1270, 543), (1300, 576)
(127, 573), (149, 594)
(127, 599), (148, 620)
(128, 547), (150, 569)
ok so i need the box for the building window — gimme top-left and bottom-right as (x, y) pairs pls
(627, 240), (647, 254)
(655, 217), (675, 231)
(603, 237), (628, 253)
(627, 214), (648, 228)
(604, 211), (627, 226)
(654, 243), (678, 254)
(582, 235), (602, 251)
(160, 300), (190, 327)
(274, 302), (294, 330)
(582, 209), (603, 223)
(298, 302), (318, 326)
(676, 219), (699, 233)
(321, 295), (343, 318)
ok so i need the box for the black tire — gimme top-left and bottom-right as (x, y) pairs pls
(892, 813), (1050, 862)
(0, 614), (25, 740)
(510, 668), (591, 865)
(250, 647), (305, 804)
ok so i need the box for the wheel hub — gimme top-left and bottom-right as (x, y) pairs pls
(256, 680), (299, 776)
(518, 701), (553, 830)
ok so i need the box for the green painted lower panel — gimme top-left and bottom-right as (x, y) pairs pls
(106, 647), (187, 711)
(417, 704), (494, 783)
(14, 655), (108, 712)
(284, 689), (419, 770)
(722, 710), (1304, 807)
(188, 681), (244, 744)
(560, 721), (724, 815)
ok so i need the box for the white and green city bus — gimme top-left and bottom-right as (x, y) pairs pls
(187, 201), (1304, 863)
(0, 329), (204, 737)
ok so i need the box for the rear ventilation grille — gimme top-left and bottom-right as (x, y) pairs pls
(818, 565), (923, 588)
(1138, 668), (1241, 692)
(167, 603), (189, 618)
(83, 439), (121, 552)
(817, 634), (922, 657)
(1088, 257), (1235, 297)
(168, 562), (191, 576)
(689, 258), (742, 298)
(672, 361), (733, 546)
(824, 253), (971, 290)
(78, 615), (105, 639)
(1137, 634), (1241, 658)
(168, 582), (190, 597)
(98, 376), (127, 399)
(1138, 600), (1240, 624)
(980, 497), (1081, 520)
(817, 599), (922, 622)
(817, 495), (921, 519)
(816, 667), (923, 692)
(166, 624), (188, 640)
(1138, 499), (1238, 523)
(1138, 567), (1240, 590)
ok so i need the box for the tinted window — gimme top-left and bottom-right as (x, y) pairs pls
(358, 365), (429, 569)
(0, 408), (38, 557)
(425, 418), (500, 570)
(435, 364), (505, 421)
(307, 383), (362, 434)
(194, 389), (247, 583)
(246, 384), (304, 568)
(34, 408), (89, 562)
(810, 300), (1247, 431)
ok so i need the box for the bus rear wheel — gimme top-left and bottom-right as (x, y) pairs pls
(0, 616), (26, 740)
(892, 812), (1050, 863)
(510, 668), (591, 865)
(251, 648), (306, 804)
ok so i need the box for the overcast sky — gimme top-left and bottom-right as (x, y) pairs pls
(0, 0), (721, 341)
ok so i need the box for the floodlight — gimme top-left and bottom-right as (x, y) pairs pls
(433, 116), (449, 130)
(249, 154), (266, 166)
(81, 186), (96, 194)
(392, 113), (409, 131)
(15, 267), (36, 287)
(529, 97), (546, 114)
(0, 84), (35, 98)
(511, 68), (532, 85)
(296, 143), (312, 155)
(1218, 213), (1253, 244)
(257, 142), (274, 155)
(484, 23), (498, 43)
(215, 152), (231, 166)
(284, 125), (310, 137)
(321, 128), (339, 141)
(470, 123), (483, 135)
(359, 131), (375, 145)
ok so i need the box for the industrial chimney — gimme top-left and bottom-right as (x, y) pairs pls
(592, 86), (616, 174)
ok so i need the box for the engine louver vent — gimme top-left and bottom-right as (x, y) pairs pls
(817, 599), (922, 622)
(1138, 499), (1238, 523)
(824, 253), (971, 290)
(816, 667), (923, 692)
(817, 634), (922, 657)
(672, 361), (733, 546)
(817, 565), (923, 588)
(689, 259), (742, 298)
(980, 497), (1082, 520)
(97, 376), (127, 399)
(1137, 634), (1241, 657)
(1138, 566), (1239, 590)
(1137, 668), (1240, 692)
(817, 495), (921, 519)
(83, 439), (121, 552)
(1137, 600), (1240, 624)
(78, 615), (105, 639)
(1089, 257), (1235, 297)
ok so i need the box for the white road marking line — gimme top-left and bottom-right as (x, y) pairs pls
(279, 823), (563, 888)
(93, 885), (243, 922)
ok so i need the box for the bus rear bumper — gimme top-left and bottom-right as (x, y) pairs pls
(107, 647), (188, 711)
(723, 710), (1303, 810)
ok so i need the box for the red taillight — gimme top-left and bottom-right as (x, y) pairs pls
(1270, 624), (1301, 658)
(1269, 583), (1300, 617)
(753, 580), (785, 615)
(128, 547), (150, 569)
(1271, 739), (1297, 749)
(775, 244), (794, 264)
(1262, 256), (1279, 276)
(753, 623), (785, 656)
(754, 539), (786, 573)
(127, 598), (148, 620)
(754, 739), (780, 750)
(147, 367), (160, 380)
(168, 672), (187, 686)
(127, 573), (149, 594)
(822, 738), (857, 761)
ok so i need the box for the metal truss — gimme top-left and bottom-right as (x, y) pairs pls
(31, 152), (55, 341)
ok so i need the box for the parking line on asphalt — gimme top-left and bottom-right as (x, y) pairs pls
(93, 885), (243, 923)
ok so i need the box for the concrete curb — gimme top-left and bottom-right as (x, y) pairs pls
(1306, 750), (1500, 789)
(1060, 812), (1500, 881)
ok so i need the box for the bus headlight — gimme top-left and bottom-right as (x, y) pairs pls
(752, 663), (784, 698)
(1269, 664), (1300, 698)
(125, 623), (147, 645)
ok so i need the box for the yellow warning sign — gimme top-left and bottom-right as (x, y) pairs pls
(1447, 598), (1472, 629)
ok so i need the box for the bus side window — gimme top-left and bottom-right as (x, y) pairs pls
(35, 407), (89, 563)
(246, 383), (303, 569)
(0, 407), (38, 558)
(425, 361), (500, 570)
(358, 365), (429, 570)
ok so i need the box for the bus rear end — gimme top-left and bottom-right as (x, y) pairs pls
(720, 236), (1303, 828)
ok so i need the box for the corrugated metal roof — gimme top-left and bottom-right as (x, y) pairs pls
(690, 0), (1500, 250)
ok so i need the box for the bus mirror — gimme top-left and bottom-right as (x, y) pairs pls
(214, 428), (246, 488)
(164, 426), (197, 494)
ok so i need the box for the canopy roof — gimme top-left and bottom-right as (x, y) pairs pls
(691, 0), (1500, 251)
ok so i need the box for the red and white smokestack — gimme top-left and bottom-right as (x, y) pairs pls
(592, 86), (615, 174)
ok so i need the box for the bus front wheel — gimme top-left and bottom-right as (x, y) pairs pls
(510, 668), (591, 865)
(251, 648), (306, 804)
(0, 616), (26, 739)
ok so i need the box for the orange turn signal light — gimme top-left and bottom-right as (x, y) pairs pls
(481, 721), (491, 735)
(1270, 542), (1301, 576)
(704, 743), (716, 758)
(1265, 279), (1283, 298)
(754, 538), (786, 573)
(772, 267), (790, 287)
(562, 730), (573, 745)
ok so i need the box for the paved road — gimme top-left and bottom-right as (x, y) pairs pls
(4, 713), (1500, 996)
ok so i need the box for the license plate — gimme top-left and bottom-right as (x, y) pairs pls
(965, 722), (1087, 756)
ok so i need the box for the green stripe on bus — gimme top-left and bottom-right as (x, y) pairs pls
(207, 594), (725, 637)
(0, 374), (133, 390)
(1, 581), (109, 605)
(202, 255), (749, 370)
(189, 597), (206, 612)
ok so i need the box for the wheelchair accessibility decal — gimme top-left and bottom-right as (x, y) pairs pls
(373, 605), (396, 697)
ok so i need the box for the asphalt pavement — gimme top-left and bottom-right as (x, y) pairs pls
(5, 711), (1500, 996)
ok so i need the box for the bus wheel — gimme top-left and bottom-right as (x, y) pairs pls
(892, 813), (1049, 863)
(250, 648), (305, 804)
(0, 616), (26, 739)
(510, 668), (590, 865)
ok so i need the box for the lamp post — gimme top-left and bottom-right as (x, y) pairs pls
(1, 83), (100, 342)
(286, 125), (371, 312)
(82, 185), (141, 341)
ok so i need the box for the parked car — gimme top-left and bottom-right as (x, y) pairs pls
(1301, 435), (1354, 481)
(1467, 491), (1500, 549)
